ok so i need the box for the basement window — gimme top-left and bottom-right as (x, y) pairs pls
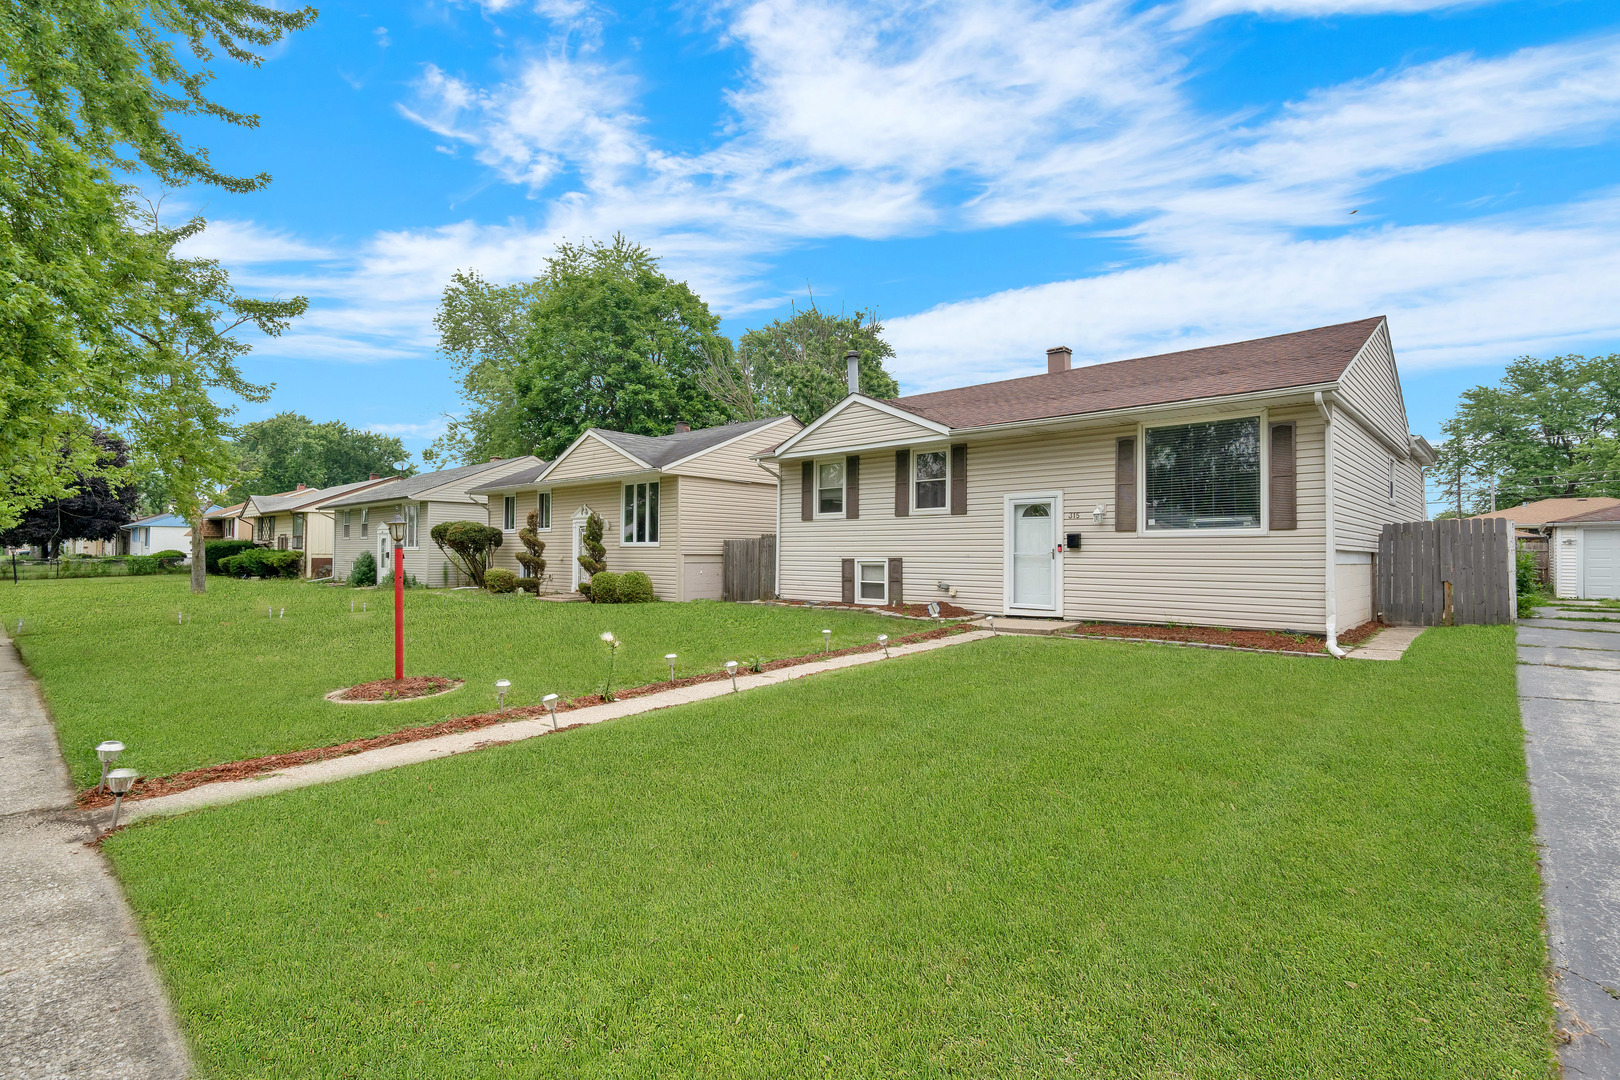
(857, 560), (887, 603)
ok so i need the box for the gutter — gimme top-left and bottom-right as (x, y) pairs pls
(1316, 391), (1346, 659)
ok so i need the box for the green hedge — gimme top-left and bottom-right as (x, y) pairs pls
(485, 568), (518, 594)
(205, 540), (256, 574)
(583, 570), (656, 604)
(220, 548), (302, 579)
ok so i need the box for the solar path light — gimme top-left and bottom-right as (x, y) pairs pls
(665, 654), (678, 683)
(495, 679), (510, 712)
(542, 693), (559, 730)
(106, 768), (139, 830)
(878, 633), (889, 658)
(95, 741), (124, 794)
(822, 629), (831, 653)
(725, 660), (739, 692)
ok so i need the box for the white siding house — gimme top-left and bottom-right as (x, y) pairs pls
(120, 512), (196, 557)
(1548, 503), (1620, 600)
(764, 317), (1434, 644)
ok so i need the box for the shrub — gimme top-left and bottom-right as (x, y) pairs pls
(220, 548), (301, 579)
(516, 509), (547, 582)
(378, 570), (422, 589)
(205, 540), (256, 574)
(618, 571), (656, 603)
(1515, 549), (1544, 619)
(515, 577), (540, 594)
(585, 571), (621, 604)
(430, 520), (503, 589)
(350, 550), (377, 587)
(127, 555), (159, 576)
(485, 568), (518, 593)
(577, 512), (606, 598)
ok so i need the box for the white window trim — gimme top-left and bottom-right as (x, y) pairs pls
(502, 495), (517, 532)
(406, 503), (420, 549)
(342, 509), (351, 538)
(910, 446), (951, 515)
(535, 490), (552, 531)
(360, 508), (369, 538)
(1137, 407), (1270, 537)
(813, 458), (847, 520)
(854, 558), (888, 605)
(621, 480), (662, 547)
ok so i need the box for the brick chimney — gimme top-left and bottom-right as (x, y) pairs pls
(846, 350), (860, 395)
(369, 473), (379, 480)
(296, 483), (306, 491)
(489, 456), (502, 462)
(674, 422), (690, 433)
(1047, 346), (1073, 374)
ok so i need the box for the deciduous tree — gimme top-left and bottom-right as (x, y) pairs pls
(712, 297), (900, 425)
(0, 431), (138, 557)
(429, 520), (503, 589)
(226, 413), (413, 504)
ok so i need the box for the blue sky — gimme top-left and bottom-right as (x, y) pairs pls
(174, 0), (1620, 478)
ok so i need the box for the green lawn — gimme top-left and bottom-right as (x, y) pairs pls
(105, 626), (1553, 1078)
(0, 576), (903, 787)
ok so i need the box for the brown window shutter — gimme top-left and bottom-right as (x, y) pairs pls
(801, 461), (813, 521)
(888, 557), (903, 605)
(950, 443), (967, 515)
(1270, 422), (1297, 530)
(846, 454), (860, 519)
(895, 449), (910, 517)
(841, 558), (855, 604)
(1114, 437), (1136, 532)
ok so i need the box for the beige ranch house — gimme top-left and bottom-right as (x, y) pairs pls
(235, 477), (396, 578)
(324, 458), (543, 586)
(762, 317), (1436, 647)
(471, 416), (801, 600)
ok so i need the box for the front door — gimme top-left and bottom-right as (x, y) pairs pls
(571, 505), (594, 592)
(378, 530), (391, 580)
(1006, 494), (1061, 614)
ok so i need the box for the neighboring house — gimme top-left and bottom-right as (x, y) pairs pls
(202, 502), (254, 543)
(1471, 497), (1620, 538)
(121, 512), (200, 557)
(323, 458), (544, 586)
(470, 416), (802, 600)
(761, 317), (1436, 640)
(1548, 502), (1620, 600)
(235, 477), (398, 578)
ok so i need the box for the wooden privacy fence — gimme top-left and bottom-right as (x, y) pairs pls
(722, 534), (776, 602)
(1376, 518), (1513, 626)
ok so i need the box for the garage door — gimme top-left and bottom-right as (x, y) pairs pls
(682, 554), (724, 601)
(1584, 529), (1620, 599)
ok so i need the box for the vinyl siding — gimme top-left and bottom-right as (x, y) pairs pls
(303, 511), (335, 561)
(678, 476), (778, 556)
(788, 402), (942, 456)
(1331, 413), (1424, 552)
(486, 490), (562, 590)
(544, 435), (645, 484)
(1336, 326), (1410, 448)
(1554, 527), (1579, 598)
(670, 419), (801, 484)
(332, 498), (489, 587)
(512, 478), (681, 599)
(777, 404), (1330, 631)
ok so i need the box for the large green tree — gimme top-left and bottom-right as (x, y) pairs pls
(510, 235), (732, 460)
(226, 413), (414, 504)
(1435, 353), (1620, 514)
(0, 0), (316, 588)
(423, 270), (546, 466)
(708, 297), (900, 424)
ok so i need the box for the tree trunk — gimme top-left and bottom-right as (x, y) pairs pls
(191, 508), (207, 594)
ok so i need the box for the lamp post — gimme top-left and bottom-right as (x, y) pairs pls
(95, 740), (124, 794)
(386, 514), (406, 680)
(106, 768), (139, 831)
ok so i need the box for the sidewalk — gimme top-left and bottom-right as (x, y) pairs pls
(116, 629), (997, 825)
(0, 635), (189, 1079)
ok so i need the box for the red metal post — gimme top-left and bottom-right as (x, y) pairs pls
(393, 542), (405, 680)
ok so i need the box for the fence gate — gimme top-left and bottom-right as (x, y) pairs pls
(1376, 518), (1514, 626)
(722, 534), (776, 602)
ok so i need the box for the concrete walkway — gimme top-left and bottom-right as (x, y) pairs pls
(0, 637), (189, 1079)
(1520, 605), (1620, 1076)
(1345, 625), (1424, 661)
(116, 630), (996, 825)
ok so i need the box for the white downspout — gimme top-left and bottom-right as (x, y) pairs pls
(1316, 391), (1347, 658)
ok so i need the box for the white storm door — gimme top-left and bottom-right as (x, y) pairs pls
(1006, 495), (1060, 613)
(572, 520), (586, 590)
(378, 532), (391, 577)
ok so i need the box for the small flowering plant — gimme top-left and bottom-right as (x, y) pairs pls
(600, 631), (621, 701)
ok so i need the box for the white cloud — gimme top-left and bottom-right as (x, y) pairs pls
(1178, 0), (1486, 26)
(175, 219), (334, 263)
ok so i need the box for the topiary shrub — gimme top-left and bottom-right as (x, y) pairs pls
(205, 540), (256, 574)
(431, 520), (504, 589)
(516, 509), (547, 583)
(618, 571), (656, 603)
(585, 570), (621, 604)
(485, 568), (518, 593)
(350, 550), (377, 587)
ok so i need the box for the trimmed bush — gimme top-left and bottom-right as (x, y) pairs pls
(618, 571), (656, 603)
(205, 540), (256, 574)
(585, 571), (621, 604)
(219, 548), (301, 579)
(152, 549), (188, 569)
(127, 555), (159, 575)
(485, 568), (518, 594)
(350, 550), (377, 587)
(514, 577), (540, 594)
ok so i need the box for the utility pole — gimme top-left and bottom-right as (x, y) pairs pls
(1490, 475), (1497, 513)
(1456, 464), (1464, 519)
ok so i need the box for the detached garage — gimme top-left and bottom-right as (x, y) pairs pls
(1550, 503), (1620, 600)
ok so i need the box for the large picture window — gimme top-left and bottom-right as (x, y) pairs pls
(913, 449), (947, 511)
(1144, 417), (1262, 530)
(816, 460), (844, 516)
(623, 481), (660, 545)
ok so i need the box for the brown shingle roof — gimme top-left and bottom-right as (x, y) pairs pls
(1551, 501), (1620, 524)
(887, 317), (1386, 429)
(1471, 497), (1620, 527)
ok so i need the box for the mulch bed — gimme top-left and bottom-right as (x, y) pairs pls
(1064, 619), (1383, 655)
(775, 599), (981, 619)
(331, 676), (457, 702)
(75, 622), (976, 809)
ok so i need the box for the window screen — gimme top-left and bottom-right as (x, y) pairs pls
(914, 451), (947, 509)
(817, 461), (844, 515)
(537, 492), (551, 529)
(858, 560), (886, 601)
(503, 496), (516, 530)
(1144, 417), (1262, 529)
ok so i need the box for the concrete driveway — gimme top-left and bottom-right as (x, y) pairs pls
(1520, 603), (1620, 1076)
